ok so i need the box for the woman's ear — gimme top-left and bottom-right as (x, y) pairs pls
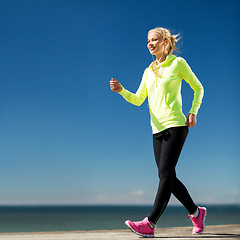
(165, 39), (170, 46)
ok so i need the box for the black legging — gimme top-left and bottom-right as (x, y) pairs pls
(148, 126), (197, 224)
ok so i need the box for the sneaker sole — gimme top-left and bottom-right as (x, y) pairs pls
(192, 207), (207, 235)
(125, 221), (154, 238)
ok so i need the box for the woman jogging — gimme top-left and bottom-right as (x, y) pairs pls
(110, 27), (205, 238)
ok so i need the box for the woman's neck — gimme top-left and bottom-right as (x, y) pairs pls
(155, 54), (167, 64)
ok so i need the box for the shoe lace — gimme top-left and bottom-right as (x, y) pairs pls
(190, 216), (198, 227)
(138, 221), (145, 227)
(135, 219), (148, 228)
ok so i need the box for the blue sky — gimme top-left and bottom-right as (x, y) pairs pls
(0, 0), (239, 206)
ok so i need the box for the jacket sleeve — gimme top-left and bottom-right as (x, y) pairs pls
(118, 69), (148, 106)
(178, 57), (204, 115)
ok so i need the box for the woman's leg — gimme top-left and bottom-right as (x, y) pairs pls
(148, 126), (194, 224)
(172, 177), (197, 214)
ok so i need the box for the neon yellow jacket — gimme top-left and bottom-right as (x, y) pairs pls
(119, 55), (204, 134)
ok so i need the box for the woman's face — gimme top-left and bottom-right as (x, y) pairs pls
(147, 31), (165, 56)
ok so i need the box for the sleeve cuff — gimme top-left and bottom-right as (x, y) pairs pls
(189, 106), (198, 115)
(118, 86), (127, 96)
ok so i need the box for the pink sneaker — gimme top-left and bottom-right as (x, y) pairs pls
(189, 207), (207, 234)
(125, 217), (154, 238)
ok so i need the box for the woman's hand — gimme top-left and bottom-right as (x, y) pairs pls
(186, 113), (197, 127)
(110, 78), (122, 92)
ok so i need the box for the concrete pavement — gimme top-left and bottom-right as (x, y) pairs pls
(0, 224), (239, 240)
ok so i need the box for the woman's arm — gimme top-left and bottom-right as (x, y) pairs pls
(110, 70), (148, 106)
(178, 57), (204, 116)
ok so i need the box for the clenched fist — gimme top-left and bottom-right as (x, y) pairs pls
(186, 113), (197, 127)
(110, 78), (122, 92)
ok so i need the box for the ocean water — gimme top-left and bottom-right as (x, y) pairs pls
(0, 205), (239, 233)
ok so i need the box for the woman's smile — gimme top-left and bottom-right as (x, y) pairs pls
(149, 47), (156, 52)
